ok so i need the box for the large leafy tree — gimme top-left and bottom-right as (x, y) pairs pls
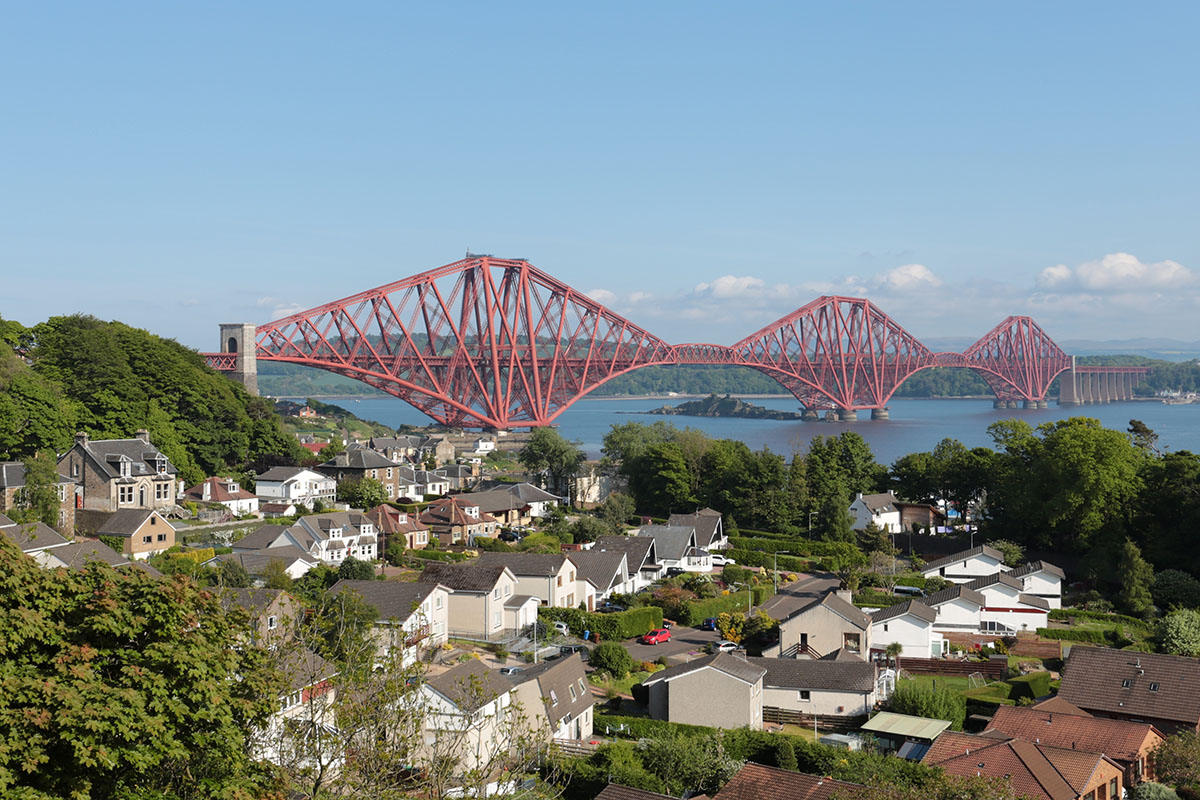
(0, 537), (281, 798)
(336, 476), (387, 510)
(9, 451), (62, 530)
(518, 427), (585, 495)
(1152, 731), (1200, 793)
(886, 681), (967, 731)
(1158, 609), (1200, 657)
(625, 441), (696, 516)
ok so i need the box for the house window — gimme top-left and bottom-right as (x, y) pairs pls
(1098, 784), (1107, 800)
(119, 486), (134, 504)
(549, 690), (558, 706)
(578, 678), (587, 694)
(142, 536), (152, 543)
(569, 685), (577, 701)
(883, 623), (889, 632)
(72, 463), (79, 478)
(120, 461), (132, 478)
(435, 595), (443, 609)
(56, 484), (67, 502)
(1109, 780), (1117, 799)
(387, 468), (393, 479)
(268, 615), (278, 630)
(505, 584), (512, 597)
(1122, 679), (1131, 688)
(843, 633), (861, 653)
(494, 587), (501, 600)
(570, 571), (575, 582)
(799, 690), (811, 702)
(492, 611), (501, 628)
(1149, 682), (1159, 692)
(155, 483), (170, 500)
(156, 534), (166, 542)
(556, 576), (563, 587)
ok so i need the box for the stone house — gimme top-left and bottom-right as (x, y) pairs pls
(419, 497), (499, 545)
(0, 462), (76, 533)
(317, 445), (412, 501)
(95, 508), (175, 560)
(58, 431), (178, 512)
(641, 652), (766, 730)
(218, 587), (299, 648)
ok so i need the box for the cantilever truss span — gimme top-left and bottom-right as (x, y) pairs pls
(202, 256), (1105, 428)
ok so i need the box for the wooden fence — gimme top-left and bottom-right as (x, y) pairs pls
(553, 740), (599, 757)
(762, 707), (867, 734)
(897, 657), (1006, 679)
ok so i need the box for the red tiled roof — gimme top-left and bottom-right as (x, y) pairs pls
(714, 763), (866, 800)
(419, 496), (498, 528)
(182, 476), (257, 503)
(985, 704), (1162, 763)
(300, 441), (330, 454)
(934, 737), (1115, 800)
(367, 504), (429, 534)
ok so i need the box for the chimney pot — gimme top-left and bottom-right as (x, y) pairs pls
(74, 431), (89, 446)
(136, 429), (151, 443)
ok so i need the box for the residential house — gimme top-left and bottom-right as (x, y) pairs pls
(507, 653), (595, 742)
(419, 436), (457, 466)
(894, 501), (946, 532)
(419, 497), (499, 545)
(317, 446), (413, 501)
(366, 504), (430, 551)
(464, 484), (560, 527)
(594, 536), (662, 590)
(402, 467), (451, 497)
(714, 762), (866, 800)
(255, 467), (336, 510)
(472, 436), (495, 455)
(418, 659), (518, 776)
(256, 647), (339, 769)
(206, 548), (318, 581)
(57, 430), (178, 512)
(568, 549), (632, 600)
(985, 704), (1164, 786)
(1009, 560), (1066, 609)
(229, 512), (378, 565)
(776, 591), (872, 659)
(95, 508), (174, 560)
(0, 462), (76, 533)
(923, 583), (986, 635)
(848, 492), (902, 532)
(182, 476), (259, 516)
(367, 435), (424, 463)
(594, 786), (677, 800)
(328, 579), (449, 665)
(475, 552), (598, 611)
(870, 599), (944, 658)
(219, 587), (299, 647)
(924, 733), (1124, 800)
(920, 544), (1007, 584)
(434, 463), (477, 491)
(634, 525), (711, 572)
(468, 482), (559, 517)
(749, 656), (881, 717)
(1057, 646), (1200, 733)
(33, 537), (138, 571)
(641, 652), (766, 730)
(418, 562), (535, 640)
(965, 572), (1050, 635)
(667, 508), (727, 551)
(0, 515), (71, 558)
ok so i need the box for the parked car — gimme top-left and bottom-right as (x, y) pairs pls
(714, 640), (741, 653)
(710, 554), (736, 566)
(700, 617), (718, 631)
(499, 666), (524, 675)
(560, 644), (590, 661)
(498, 531), (520, 542)
(598, 602), (627, 614)
(894, 585), (925, 598)
(552, 621), (571, 636)
(641, 628), (672, 645)
(665, 567), (686, 577)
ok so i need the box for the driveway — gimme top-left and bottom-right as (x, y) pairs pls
(759, 571), (840, 621)
(621, 624), (724, 663)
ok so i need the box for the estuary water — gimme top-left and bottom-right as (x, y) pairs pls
(299, 395), (1200, 465)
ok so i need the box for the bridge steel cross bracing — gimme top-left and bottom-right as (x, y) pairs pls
(202, 257), (1143, 428)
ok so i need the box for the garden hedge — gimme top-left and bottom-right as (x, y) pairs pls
(539, 606), (663, 640)
(1007, 671), (1052, 702)
(1035, 627), (1128, 646)
(727, 548), (813, 573)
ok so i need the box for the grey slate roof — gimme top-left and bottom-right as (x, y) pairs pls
(568, 549), (628, 592)
(923, 583), (986, 608)
(1058, 646), (1200, 728)
(45, 539), (129, 568)
(207, 547), (315, 575)
(785, 592), (871, 630)
(748, 656), (877, 693)
(871, 599), (937, 625)
(68, 437), (177, 479)
(508, 653), (594, 727)
(1, 521), (69, 552)
(856, 492), (899, 513)
(329, 579), (438, 622)
(318, 448), (396, 471)
(0, 513), (14, 527)
(426, 659), (512, 712)
(0, 462), (74, 489)
(96, 509), (158, 536)
(256, 466), (322, 482)
(921, 544), (1006, 573)
(476, 551), (568, 577)
(231, 524), (293, 551)
(1009, 560), (1067, 580)
(1017, 593), (1051, 611)
(667, 512), (721, 548)
(419, 562), (510, 593)
(635, 525), (695, 560)
(965, 572), (1024, 592)
(595, 536), (655, 569)
(819, 647), (866, 662)
(641, 652), (767, 687)
(278, 646), (338, 691)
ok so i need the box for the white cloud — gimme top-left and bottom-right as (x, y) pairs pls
(267, 303), (307, 321)
(874, 263), (942, 291)
(1036, 252), (1193, 292)
(1035, 264), (1072, 289)
(694, 275), (766, 298)
(586, 288), (617, 305)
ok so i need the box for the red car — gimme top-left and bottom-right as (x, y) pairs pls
(641, 628), (671, 645)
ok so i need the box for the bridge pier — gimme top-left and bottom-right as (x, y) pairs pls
(871, 408), (889, 420)
(219, 324), (258, 396)
(837, 408), (857, 421)
(801, 409), (820, 421)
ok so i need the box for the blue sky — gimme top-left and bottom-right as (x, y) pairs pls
(2, 2), (1197, 349)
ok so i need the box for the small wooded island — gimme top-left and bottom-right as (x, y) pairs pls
(639, 393), (802, 420)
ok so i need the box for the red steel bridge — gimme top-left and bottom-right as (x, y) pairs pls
(204, 256), (1148, 429)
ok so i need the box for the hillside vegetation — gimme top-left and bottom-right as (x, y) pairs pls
(0, 314), (304, 484)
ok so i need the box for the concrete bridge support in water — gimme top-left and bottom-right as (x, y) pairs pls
(1058, 358), (1147, 406)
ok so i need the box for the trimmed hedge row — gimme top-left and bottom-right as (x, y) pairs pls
(407, 550), (473, 563)
(1035, 627), (1125, 645)
(1007, 671), (1052, 702)
(539, 606), (663, 640)
(727, 548), (814, 573)
(1049, 608), (1151, 631)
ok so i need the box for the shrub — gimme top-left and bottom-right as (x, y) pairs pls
(1153, 569), (1200, 610)
(589, 642), (635, 679)
(681, 592), (755, 627)
(888, 681), (967, 731)
(1007, 671), (1052, 702)
(538, 605), (663, 640)
(593, 712), (715, 739)
(1129, 782), (1180, 800)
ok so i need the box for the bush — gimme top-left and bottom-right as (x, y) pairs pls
(1007, 671), (1052, 702)
(1035, 627), (1130, 647)
(1153, 569), (1200, 610)
(589, 642), (635, 679)
(888, 681), (967, 731)
(593, 712), (715, 739)
(538, 605), (663, 640)
(681, 592), (755, 627)
(1129, 782), (1180, 800)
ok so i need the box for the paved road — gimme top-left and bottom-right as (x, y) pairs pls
(759, 571), (840, 621)
(621, 624), (724, 663)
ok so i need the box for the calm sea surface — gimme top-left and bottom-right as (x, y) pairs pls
(299, 395), (1200, 464)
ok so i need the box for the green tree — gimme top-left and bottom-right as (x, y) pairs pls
(1128, 782), (1180, 800)
(338, 556), (376, 581)
(597, 491), (637, 533)
(1118, 538), (1155, 617)
(569, 515), (608, 544)
(1152, 731), (1200, 793)
(0, 536), (280, 798)
(262, 557), (295, 590)
(1129, 419), (1161, 454)
(310, 586), (379, 665)
(890, 451), (938, 504)
(215, 557), (253, 588)
(638, 733), (743, 797)
(987, 539), (1025, 567)
(336, 476), (387, 510)
(518, 427), (585, 495)
(1159, 609), (1200, 657)
(601, 420), (679, 466)
(1153, 569), (1200, 609)
(10, 451), (63, 530)
(588, 641), (634, 679)
(626, 441), (696, 516)
(886, 680), (967, 730)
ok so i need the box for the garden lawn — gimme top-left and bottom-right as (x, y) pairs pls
(590, 669), (658, 697)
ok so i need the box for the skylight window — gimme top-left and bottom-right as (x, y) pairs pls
(1149, 683), (1160, 692)
(1121, 679), (1131, 688)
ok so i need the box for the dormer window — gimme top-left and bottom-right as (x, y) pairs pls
(155, 457), (167, 474)
(120, 460), (132, 478)
(549, 690), (558, 706)
(329, 528), (341, 539)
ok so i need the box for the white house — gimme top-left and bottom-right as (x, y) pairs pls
(230, 512), (378, 565)
(966, 573), (1050, 635)
(507, 654), (596, 743)
(206, 548), (317, 580)
(328, 579), (450, 666)
(923, 584), (986, 635)
(593, 536), (662, 591)
(474, 552), (599, 611)
(750, 656), (884, 716)
(849, 493), (903, 532)
(635, 525), (711, 573)
(255, 467), (337, 510)
(182, 476), (259, 516)
(870, 600), (945, 658)
(1008, 561), (1066, 609)
(920, 544), (1008, 584)
(418, 660), (517, 777)
(667, 509), (728, 551)
(568, 549), (632, 600)
(473, 437), (496, 455)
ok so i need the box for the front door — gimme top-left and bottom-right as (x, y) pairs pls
(138, 487), (145, 506)
(800, 633), (808, 649)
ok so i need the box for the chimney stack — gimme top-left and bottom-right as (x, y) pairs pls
(74, 431), (89, 446)
(135, 429), (151, 443)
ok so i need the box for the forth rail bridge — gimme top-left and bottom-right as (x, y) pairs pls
(204, 256), (1149, 430)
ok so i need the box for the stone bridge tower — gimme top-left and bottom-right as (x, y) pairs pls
(218, 323), (258, 395)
